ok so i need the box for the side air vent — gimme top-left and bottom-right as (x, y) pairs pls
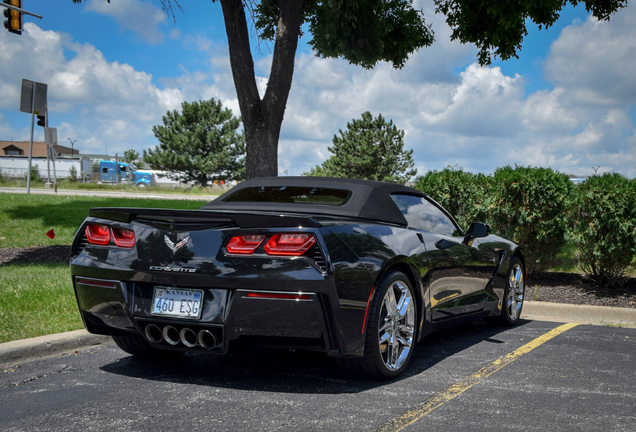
(312, 245), (328, 273)
(72, 230), (90, 258)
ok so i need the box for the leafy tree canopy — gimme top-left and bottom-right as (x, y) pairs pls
(123, 149), (140, 164)
(254, 0), (434, 69)
(143, 98), (245, 186)
(306, 112), (417, 184)
(435, 0), (627, 65)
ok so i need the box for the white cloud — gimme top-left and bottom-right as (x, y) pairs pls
(85, 0), (166, 44)
(544, 7), (636, 106)
(417, 65), (525, 137)
(522, 88), (580, 132)
(0, 22), (187, 155)
(280, 44), (526, 175)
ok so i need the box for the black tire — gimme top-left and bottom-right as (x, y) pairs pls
(338, 271), (418, 380)
(112, 333), (182, 360)
(488, 257), (525, 326)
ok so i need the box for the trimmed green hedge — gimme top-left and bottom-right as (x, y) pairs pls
(414, 166), (635, 285)
(568, 173), (636, 286)
(415, 165), (489, 229)
(488, 166), (573, 274)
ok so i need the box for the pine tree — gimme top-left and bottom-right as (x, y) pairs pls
(144, 98), (245, 186)
(123, 149), (140, 164)
(306, 112), (417, 184)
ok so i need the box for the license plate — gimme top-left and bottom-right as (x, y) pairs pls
(151, 287), (203, 319)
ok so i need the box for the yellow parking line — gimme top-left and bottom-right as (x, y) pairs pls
(375, 323), (580, 432)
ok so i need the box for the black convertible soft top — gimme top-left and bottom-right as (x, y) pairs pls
(202, 177), (426, 226)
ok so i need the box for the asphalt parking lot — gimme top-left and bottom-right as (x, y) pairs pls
(1, 319), (634, 431)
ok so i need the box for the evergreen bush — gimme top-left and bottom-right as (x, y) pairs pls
(568, 173), (636, 286)
(488, 166), (573, 274)
(27, 164), (41, 183)
(68, 165), (78, 183)
(414, 166), (490, 229)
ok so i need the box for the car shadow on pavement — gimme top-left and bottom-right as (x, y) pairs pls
(99, 318), (529, 394)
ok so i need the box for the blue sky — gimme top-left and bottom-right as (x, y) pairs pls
(1, 0), (635, 179)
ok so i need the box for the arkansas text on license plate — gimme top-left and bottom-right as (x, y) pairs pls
(151, 287), (203, 319)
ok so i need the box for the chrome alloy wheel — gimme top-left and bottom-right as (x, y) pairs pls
(506, 263), (525, 321)
(378, 280), (416, 371)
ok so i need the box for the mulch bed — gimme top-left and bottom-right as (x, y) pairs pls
(0, 245), (71, 265)
(2, 246), (635, 309)
(527, 271), (636, 308)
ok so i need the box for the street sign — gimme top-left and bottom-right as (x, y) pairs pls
(44, 127), (58, 184)
(20, 78), (47, 114)
(44, 127), (57, 152)
(21, 79), (48, 194)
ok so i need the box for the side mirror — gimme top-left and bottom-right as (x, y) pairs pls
(464, 222), (491, 246)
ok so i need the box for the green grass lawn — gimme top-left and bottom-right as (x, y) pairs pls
(2, 178), (231, 196)
(0, 193), (207, 248)
(0, 263), (82, 344)
(0, 193), (208, 343)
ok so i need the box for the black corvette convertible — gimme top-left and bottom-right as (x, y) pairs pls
(71, 176), (525, 379)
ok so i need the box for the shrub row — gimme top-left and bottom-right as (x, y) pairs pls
(414, 166), (636, 285)
(568, 173), (636, 285)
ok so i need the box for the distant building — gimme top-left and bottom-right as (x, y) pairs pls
(567, 175), (588, 185)
(0, 140), (78, 158)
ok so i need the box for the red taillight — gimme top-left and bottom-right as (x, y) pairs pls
(84, 224), (135, 248)
(264, 234), (316, 256)
(226, 233), (316, 256)
(85, 224), (110, 245)
(226, 235), (266, 254)
(112, 227), (136, 248)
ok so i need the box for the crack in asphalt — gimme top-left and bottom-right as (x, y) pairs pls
(3, 364), (72, 388)
(1, 359), (103, 389)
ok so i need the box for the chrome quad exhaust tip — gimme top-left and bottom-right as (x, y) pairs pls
(142, 323), (222, 351)
(162, 325), (181, 346)
(197, 330), (218, 350)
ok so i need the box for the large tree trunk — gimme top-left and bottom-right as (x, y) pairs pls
(243, 115), (279, 179)
(220, 0), (306, 179)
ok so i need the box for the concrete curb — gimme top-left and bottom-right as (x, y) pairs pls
(1, 302), (634, 367)
(0, 330), (111, 367)
(522, 301), (636, 327)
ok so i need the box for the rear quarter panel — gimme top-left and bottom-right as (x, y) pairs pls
(320, 221), (430, 353)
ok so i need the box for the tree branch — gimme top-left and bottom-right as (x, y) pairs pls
(219, 0), (262, 124)
(263, 0), (307, 125)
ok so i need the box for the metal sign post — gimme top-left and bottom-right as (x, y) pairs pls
(44, 127), (58, 190)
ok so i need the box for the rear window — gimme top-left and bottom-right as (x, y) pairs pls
(222, 186), (351, 206)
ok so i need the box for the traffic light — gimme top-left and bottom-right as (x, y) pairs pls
(3, 0), (22, 35)
(36, 114), (45, 127)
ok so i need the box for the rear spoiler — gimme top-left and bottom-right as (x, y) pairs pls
(87, 207), (324, 230)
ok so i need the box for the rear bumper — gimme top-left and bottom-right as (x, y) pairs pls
(73, 275), (341, 355)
